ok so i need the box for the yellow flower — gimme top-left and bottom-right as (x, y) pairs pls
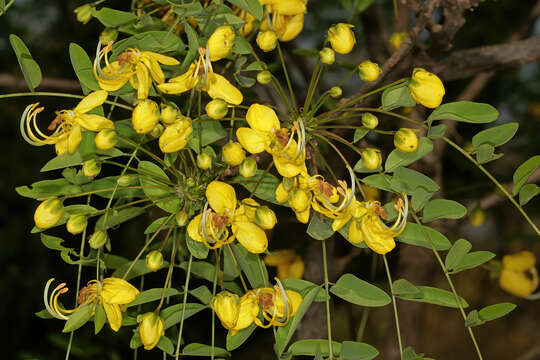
(236, 104), (306, 178)
(328, 23), (356, 55)
(408, 68), (445, 108)
(45, 277), (139, 332)
(361, 148), (382, 170)
(348, 197), (408, 255)
(207, 25), (235, 61)
(197, 153), (213, 170)
(206, 99), (228, 120)
(264, 249), (304, 279)
(212, 291), (259, 335)
(275, 174), (319, 223)
(94, 128), (117, 150)
(257, 31), (278, 52)
(390, 32), (408, 50)
(253, 284), (302, 328)
(254, 206), (277, 230)
(94, 43), (179, 100)
(238, 10), (256, 36)
(239, 157), (257, 178)
(158, 49), (243, 105)
(132, 99), (160, 134)
(499, 251), (539, 298)
(66, 214), (87, 235)
(34, 198), (64, 229)
(394, 128), (418, 153)
(222, 141), (246, 166)
(187, 181), (268, 253)
(145, 250), (164, 272)
(319, 47), (335, 65)
(358, 60), (382, 82)
(137, 312), (165, 350)
(23, 90), (113, 155)
(158, 116), (193, 153)
(273, 14), (305, 41)
(160, 103), (180, 125)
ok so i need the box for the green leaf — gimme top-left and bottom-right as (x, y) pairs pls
(16, 179), (82, 199)
(179, 261), (217, 283)
(519, 184), (540, 206)
(231, 244), (268, 288)
(112, 259), (164, 280)
(340, 341), (379, 360)
(9, 34), (42, 91)
(422, 199), (467, 223)
(226, 0), (263, 19)
(465, 310), (483, 327)
(396, 285), (469, 308)
(95, 207), (146, 230)
(427, 124), (446, 139)
(182, 343), (230, 357)
(292, 48), (320, 57)
(35, 309), (53, 319)
(329, 274), (391, 307)
(94, 304), (107, 334)
(233, 170), (281, 205)
(427, 101), (498, 125)
(111, 31), (184, 57)
(397, 223), (451, 250)
(410, 187), (433, 212)
(381, 81), (415, 111)
(63, 304), (93, 333)
(160, 303), (207, 330)
(190, 286), (213, 305)
(189, 118), (227, 152)
(392, 279), (422, 296)
(69, 43), (100, 93)
(92, 7), (137, 27)
(274, 286), (321, 357)
(445, 239), (472, 270)
(181, 23), (199, 73)
(288, 340), (342, 357)
(245, 61), (265, 71)
(478, 302), (516, 322)
(144, 215), (175, 234)
(391, 167), (439, 194)
(361, 174), (393, 192)
(475, 143), (502, 164)
(127, 288), (180, 307)
(186, 231), (210, 259)
(472, 122), (519, 149)
(157, 337), (175, 355)
(513, 155), (540, 195)
(226, 323), (257, 351)
(138, 161), (181, 213)
(385, 137), (434, 172)
(449, 251), (495, 274)
(233, 35), (251, 54)
(307, 215), (335, 240)
(353, 127), (369, 143)
(281, 279), (326, 302)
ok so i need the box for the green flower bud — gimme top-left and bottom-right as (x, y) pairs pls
(146, 250), (164, 272)
(361, 113), (379, 130)
(329, 86), (342, 99)
(254, 206), (277, 230)
(99, 28), (118, 44)
(94, 129), (117, 150)
(257, 70), (272, 85)
(117, 175), (131, 187)
(150, 123), (164, 138)
(176, 211), (189, 227)
(66, 214), (88, 235)
(222, 141), (245, 166)
(82, 159), (101, 178)
(74, 4), (93, 24)
(197, 153), (212, 170)
(89, 230), (108, 249)
(34, 198), (64, 229)
(282, 177), (296, 192)
(361, 148), (382, 170)
(394, 128), (418, 153)
(319, 47), (335, 65)
(132, 100), (160, 134)
(256, 30), (278, 52)
(160, 103), (180, 125)
(206, 99), (228, 120)
(239, 157), (257, 178)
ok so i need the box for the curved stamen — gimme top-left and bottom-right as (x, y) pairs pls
(43, 279), (69, 320)
(20, 104), (47, 146)
(200, 203), (223, 250)
(274, 278), (289, 321)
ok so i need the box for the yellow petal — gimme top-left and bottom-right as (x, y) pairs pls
(95, 61), (131, 91)
(499, 268), (538, 298)
(285, 290), (303, 316)
(74, 90), (108, 113)
(140, 55), (165, 84)
(275, 183), (289, 203)
(361, 215), (396, 254)
(187, 214), (204, 242)
(230, 294), (259, 334)
(135, 62), (151, 100)
(205, 73), (243, 105)
(348, 218), (364, 244)
(232, 221), (268, 254)
(74, 114), (114, 131)
(157, 64), (197, 94)
(274, 14), (304, 42)
(264, 249), (296, 266)
(159, 117), (193, 153)
(273, 152), (306, 178)
(246, 104), (280, 133)
(502, 251), (536, 272)
(206, 181), (237, 214)
(142, 51), (179, 66)
(295, 208), (310, 224)
(101, 277), (140, 304)
(236, 127), (267, 154)
(103, 302), (123, 332)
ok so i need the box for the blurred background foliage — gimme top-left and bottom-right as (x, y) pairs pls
(1, 0), (539, 359)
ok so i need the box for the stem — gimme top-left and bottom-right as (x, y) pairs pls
(257, 255), (268, 287)
(175, 255), (193, 360)
(410, 212), (484, 359)
(211, 251), (219, 360)
(356, 252), (378, 342)
(156, 235), (178, 312)
(321, 239), (334, 360)
(276, 42), (297, 112)
(117, 135), (168, 168)
(0, 92), (133, 110)
(382, 254), (403, 359)
(226, 245), (248, 292)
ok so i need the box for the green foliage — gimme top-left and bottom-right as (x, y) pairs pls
(9, 34), (42, 91)
(329, 274), (391, 307)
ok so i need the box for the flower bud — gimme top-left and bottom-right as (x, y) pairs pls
(146, 250), (164, 272)
(254, 206), (277, 230)
(208, 25), (235, 61)
(176, 210), (189, 227)
(257, 70), (272, 85)
(361, 113), (378, 130)
(288, 189), (311, 213)
(132, 100), (160, 134)
(206, 99), (228, 120)
(159, 117), (193, 153)
(222, 141), (245, 166)
(211, 291), (240, 330)
(361, 148), (382, 170)
(160, 103), (180, 125)
(282, 177), (296, 192)
(239, 157), (257, 178)
(469, 207), (485, 227)
(74, 4), (93, 24)
(66, 214), (88, 235)
(358, 60), (382, 82)
(82, 159), (101, 178)
(408, 68), (445, 108)
(137, 312), (165, 350)
(256, 31), (278, 52)
(197, 153), (212, 170)
(329, 86), (342, 99)
(328, 23), (356, 54)
(89, 230), (108, 249)
(94, 129), (117, 150)
(394, 128), (418, 153)
(117, 175), (131, 187)
(99, 28), (118, 44)
(34, 199), (64, 229)
(150, 123), (164, 138)
(319, 47), (335, 65)
(389, 32), (408, 51)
